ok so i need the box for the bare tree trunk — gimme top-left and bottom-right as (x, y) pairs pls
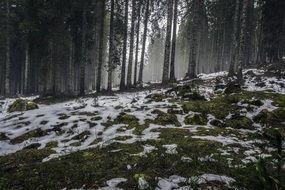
(133, 1), (141, 86)
(5, 0), (10, 96)
(24, 43), (30, 94)
(228, 0), (240, 77)
(162, 0), (173, 83)
(96, 0), (105, 93)
(120, 0), (129, 90)
(170, 0), (178, 81)
(238, 0), (248, 68)
(108, 0), (115, 91)
(127, 0), (136, 87)
(68, 38), (74, 93)
(187, 0), (199, 79)
(244, 0), (254, 67)
(138, 0), (150, 86)
(80, 2), (87, 95)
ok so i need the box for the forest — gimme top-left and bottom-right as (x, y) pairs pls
(0, 0), (283, 96)
(0, 0), (285, 189)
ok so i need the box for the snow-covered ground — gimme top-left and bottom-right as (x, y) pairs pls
(0, 68), (284, 189)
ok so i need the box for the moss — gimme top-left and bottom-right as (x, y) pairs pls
(115, 112), (139, 125)
(225, 114), (253, 130)
(254, 108), (285, 128)
(10, 129), (48, 144)
(253, 109), (271, 124)
(91, 116), (103, 121)
(114, 136), (133, 141)
(151, 109), (181, 127)
(71, 131), (91, 141)
(273, 95), (285, 107)
(8, 99), (26, 113)
(8, 99), (39, 113)
(182, 100), (231, 120)
(184, 114), (207, 125)
(209, 119), (225, 128)
(23, 143), (41, 150)
(46, 141), (58, 149)
(145, 93), (165, 102)
(26, 101), (39, 110)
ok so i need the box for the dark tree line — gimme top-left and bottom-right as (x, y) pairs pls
(0, 0), (284, 97)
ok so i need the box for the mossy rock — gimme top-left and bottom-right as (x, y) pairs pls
(151, 109), (181, 127)
(182, 91), (206, 101)
(115, 112), (139, 125)
(253, 109), (271, 124)
(242, 99), (264, 107)
(8, 99), (38, 113)
(26, 101), (39, 110)
(183, 100), (231, 120)
(23, 143), (41, 150)
(263, 128), (284, 147)
(225, 114), (253, 130)
(184, 114), (207, 125)
(8, 99), (26, 112)
(224, 82), (241, 94)
(254, 108), (285, 127)
(210, 119), (225, 128)
(145, 93), (165, 102)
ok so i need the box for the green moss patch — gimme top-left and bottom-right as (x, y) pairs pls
(184, 114), (207, 125)
(150, 109), (181, 127)
(8, 99), (39, 113)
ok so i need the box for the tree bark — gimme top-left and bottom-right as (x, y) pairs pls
(170, 0), (178, 81)
(133, 1), (141, 86)
(96, 0), (105, 93)
(127, 0), (136, 87)
(120, 0), (129, 90)
(187, 0), (199, 79)
(79, 2), (87, 95)
(24, 43), (30, 94)
(228, 0), (240, 77)
(107, 0), (115, 91)
(5, 0), (10, 96)
(138, 0), (150, 85)
(162, 0), (173, 83)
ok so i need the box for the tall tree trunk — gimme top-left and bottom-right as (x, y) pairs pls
(24, 43), (30, 94)
(170, 0), (178, 81)
(96, 0), (105, 93)
(68, 38), (74, 93)
(138, 0), (150, 85)
(133, 1), (141, 86)
(244, 0), (254, 67)
(108, 0), (115, 91)
(5, 0), (10, 96)
(228, 0), (240, 77)
(80, 3), (87, 95)
(162, 0), (173, 83)
(120, 0), (129, 90)
(238, 0), (248, 68)
(127, 0), (136, 87)
(187, 0), (199, 79)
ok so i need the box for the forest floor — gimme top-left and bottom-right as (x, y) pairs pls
(0, 65), (285, 190)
